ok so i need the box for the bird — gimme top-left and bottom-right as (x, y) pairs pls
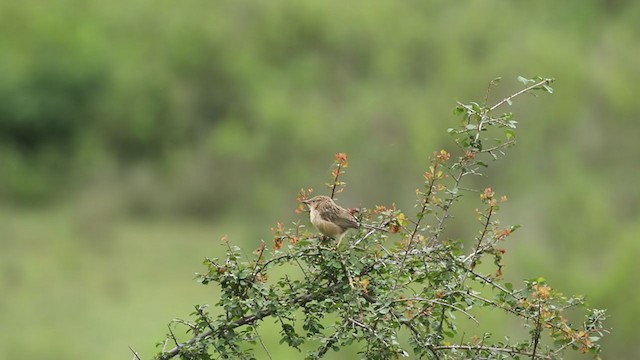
(302, 195), (361, 247)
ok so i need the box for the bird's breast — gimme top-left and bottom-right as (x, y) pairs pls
(309, 208), (342, 237)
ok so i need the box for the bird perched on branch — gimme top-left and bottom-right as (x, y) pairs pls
(303, 195), (359, 247)
(303, 195), (385, 247)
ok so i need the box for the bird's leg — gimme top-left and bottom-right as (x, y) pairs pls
(320, 235), (332, 246)
(335, 233), (346, 249)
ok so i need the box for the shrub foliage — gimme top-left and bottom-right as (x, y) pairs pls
(145, 78), (606, 360)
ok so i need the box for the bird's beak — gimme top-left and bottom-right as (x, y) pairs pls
(302, 200), (310, 205)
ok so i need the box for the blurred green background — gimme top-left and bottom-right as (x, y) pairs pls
(1, 0), (638, 359)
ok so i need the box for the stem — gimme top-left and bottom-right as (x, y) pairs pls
(458, 290), (575, 339)
(432, 344), (551, 359)
(156, 285), (341, 360)
(392, 297), (479, 325)
(330, 161), (343, 199)
(129, 346), (142, 360)
(254, 328), (273, 360)
(393, 166), (437, 289)
(483, 77), (501, 107)
(436, 306), (446, 344)
(460, 205), (494, 285)
(429, 167), (465, 246)
(489, 78), (552, 112)
(532, 301), (542, 359)
(403, 321), (440, 360)
(194, 305), (215, 332)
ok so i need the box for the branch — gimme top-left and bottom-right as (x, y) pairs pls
(489, 78), (553, 112)
(480, 140), (515, 154)
(330, 156), (346, 199)
(393, 163), (438, 288)
(460, 204), (494, 285)
(393, 297), (479, 325)
(429, 163), (466, 246)
(156, 285), (340, 360)
(432, 344), (552, 359)
(458, 290), (578, 340)
(531, 301), (543, 359)
(129, 346), (142, 360)
(254, 327), (273, 360)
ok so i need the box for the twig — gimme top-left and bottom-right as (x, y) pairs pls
(292, 256), (310, 280)
(531, 301), (542, 359)
(429, 166), (466, 245)
(351, 228), (376, 248)
(157, 284), (342, 360)
(432, 344), (552, 359)
(483, 77), (501, 107)
(553, 339), (577, 356)
(460, 204), (494, 285)
(330, 160), (344, 199)
(348, 317), (392, 348)
(251, 240), (266, 280)
(337, 252), (356, 289)
(489, 78), (553, 112)
(316, 331), (341, 357)
(254, 327), (273, 360)
(392, 297), (479, 325)
(458, 290), (578, 341)
(480, 140), (515, 154)
(167, 325), (179, 347)
(403, 320), (440, 360)
(129, 346), (142, 360)
(194, 305), (215, 332)
(469, 269), (518, 296)
(436, 306), (446, 344)
(223, 236), (240, 268)
(393, 164), (438, 289)
(259, 249), (322, 270)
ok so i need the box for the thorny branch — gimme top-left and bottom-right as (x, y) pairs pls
(157, 285), (341, 360)
(149, 77), (604, 360)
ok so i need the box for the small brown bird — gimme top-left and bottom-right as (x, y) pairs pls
(303, 195), (359, 247)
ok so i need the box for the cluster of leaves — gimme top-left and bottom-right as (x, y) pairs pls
(147, 77), (607, 360)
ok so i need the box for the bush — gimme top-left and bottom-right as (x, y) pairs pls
(143, 78), (607, 360)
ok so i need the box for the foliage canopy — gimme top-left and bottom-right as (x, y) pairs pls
(145, 78), (606, 360)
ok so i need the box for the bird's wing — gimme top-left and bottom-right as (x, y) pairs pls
(321, 208), (359, 230)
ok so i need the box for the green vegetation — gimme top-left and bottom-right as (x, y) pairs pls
(150, 79), (607, 360)
(1, 0), (638, 359)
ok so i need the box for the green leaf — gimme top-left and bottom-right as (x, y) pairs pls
(505, 129), (515, 140)
(517, 76), (533, 85)
(505, 282), (514, 291)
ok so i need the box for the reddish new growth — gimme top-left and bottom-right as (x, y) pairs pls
(480, 187), (500, 206)
(464, 150), (477, 161)
(334, 152), (349, 166)
(497, 228), (512, 240)
(481, 187), (495, 200)
(330, 153), (349, 197)
(295, 188), (314, 214)
(435, 149), (451, 162)
(533, 284), (552, 300)
(271, 221), (300, 250)
(271, 222), (285, 250)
